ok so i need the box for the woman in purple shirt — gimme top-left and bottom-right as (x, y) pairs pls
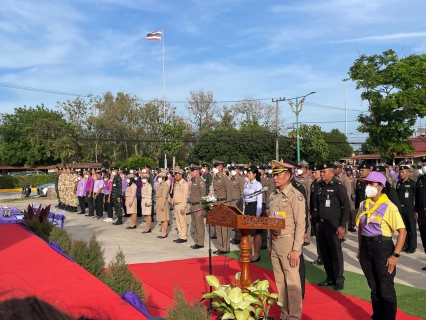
(76, 173), (87, 215)
(103, 173), (113, 222)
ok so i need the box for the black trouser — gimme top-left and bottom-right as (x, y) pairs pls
(104, 195), (113, 218)
(94, 194), (103, 217)
(401, 206), (417, 250)
(122, 195), (127, 214)
(299, 253), (306, 297)
(86, 191), (94, 215)
(311, 212), (321, 258)
(78, 196), (86, 213)
(318, 219), (345, 285)
(359, 238), (397, 320)
(418, 211), (426, 254)
(137, 196), (142, 217)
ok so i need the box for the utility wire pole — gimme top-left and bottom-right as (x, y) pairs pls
(342, 78), (349, 137)
(272, 97), (286, 160)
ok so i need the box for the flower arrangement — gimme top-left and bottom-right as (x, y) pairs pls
(200, 194), (217, 210)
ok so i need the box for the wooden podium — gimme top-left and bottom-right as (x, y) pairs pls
(206, 203), (285, 292)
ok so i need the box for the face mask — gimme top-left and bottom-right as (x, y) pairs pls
(296, 169), (303, 176)
(111, 171), (116, 176)
(104, 178), (108, 181)
(418, 169), (423, 175)
(422, 167), (426, 174)
(365, 185), (379, 198)
(268, 169), (272, 174)
(158, 177), (163, 183)
(78, 177), (81, 181)
(142, 179), (147, 183)
(142, 169), (146, 173)
(212, 168), (219, 174)
(84, 175), (88, 178)
(201, 168), (205, 173)
(244, 170), (247, 175)
(231, 170), (236, 176)
(127, 179), (130, 183)
(129, 170), (133, 174)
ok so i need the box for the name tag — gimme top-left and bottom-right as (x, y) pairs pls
(405, 192), (409, 198)
(325, 199), (331, 207)
(405, 185), (410, 187)
(113, 184), (116, 186)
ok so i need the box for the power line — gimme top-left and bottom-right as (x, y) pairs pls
(0, 83), (91, 97)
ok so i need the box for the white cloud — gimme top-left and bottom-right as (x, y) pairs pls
(332, 31), (426, 43)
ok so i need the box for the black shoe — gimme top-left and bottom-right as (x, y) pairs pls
(312, 258), (324, 265)
(422, 266), (426, 271)
(348, 228), (357, 232)
(406, 249), (416, 254)
(250, 257), (261, 263)
(85, 214), (94, 217)
(230, 238), (240, 245)
(96, 216), (102, 220)
(335, 284), (344, 291)
(157, 234), (168, 239)
(142, 229), (151, 234)
(213, 249), (221, 254)
(112, 218), (123, 225)
(77, 212), (85, 215)
(210, 236), (217, 239)
(191, 244), (204, 249)
(318, 280), (335, 286)
(260, 245), (267, 250)
(217, 250), (230, 255)
(173, 238), (179, 242)
(303, 242), (310, 246)
(175, 238), (187, 243)
(126, 225), (137, 229)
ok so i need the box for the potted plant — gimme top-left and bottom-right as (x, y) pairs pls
(202, 272), (282, 320)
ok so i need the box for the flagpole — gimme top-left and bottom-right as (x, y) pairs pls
(162, 30), (167, 169)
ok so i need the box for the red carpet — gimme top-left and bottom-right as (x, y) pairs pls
(0, 225), (145, 320)
(128, 256), (421, 320)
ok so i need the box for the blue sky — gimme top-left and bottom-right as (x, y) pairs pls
(1, 0), (426, 147)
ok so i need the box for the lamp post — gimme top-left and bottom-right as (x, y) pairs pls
(342, 78), (349, 137)
(288, 91), (316, 162)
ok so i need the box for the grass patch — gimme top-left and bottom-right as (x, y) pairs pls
(226, 250), (426, 319)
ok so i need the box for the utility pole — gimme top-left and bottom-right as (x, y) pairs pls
(272, 97), (285, 160)
(342, 78), (349, 137)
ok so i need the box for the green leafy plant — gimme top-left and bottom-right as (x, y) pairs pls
(49, 227), (73, 255)
(167, 287), (209, 320)
(68, 234), (105, 279)
(202, 273), (282, 320)
(102, 248), (146, 302)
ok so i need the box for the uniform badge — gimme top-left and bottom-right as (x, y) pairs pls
(297, 194), (304, 201)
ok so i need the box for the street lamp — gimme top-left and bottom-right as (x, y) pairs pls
(342, 78), (349, 137)
(288, 91), (316, 162)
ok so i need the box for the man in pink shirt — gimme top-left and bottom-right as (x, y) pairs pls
(85, 170), (95, 217)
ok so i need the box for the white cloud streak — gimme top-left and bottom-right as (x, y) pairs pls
(331, 31), (426, 43)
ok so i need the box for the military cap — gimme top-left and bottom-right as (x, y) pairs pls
(174, 163), (181, 167)
(111, 167), (117, 170)
(311, 164), (320, 172)
(400, 165), (410, 170)
(228, 165), (237, 170)
(144, 165), (152, 169)
(298, 160), (309, 168)
(333, 162), (344, 168)
(202, 163), (210, 169)
(174, 168), (184, 174)
(213, 159), (225, 166)
(405, 159), (412, 164)
(374, 165), (386, 172)
(321, 163), (335, 169)
(122, 170), (129, 175)
(95, 170), (102, 175)
(157, 170), (167, 177)
(358, 162), (369, 169)
(271, 159), (293, 175)
(189, 164), (201, 170)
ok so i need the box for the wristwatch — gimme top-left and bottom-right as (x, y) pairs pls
(391, 252), (400, 258)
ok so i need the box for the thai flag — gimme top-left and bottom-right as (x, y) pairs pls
(146, 30), (163, 41)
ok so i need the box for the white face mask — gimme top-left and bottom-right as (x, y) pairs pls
(418, 169), (423, 175)
(78, 177), (81, 181)
(422, 167), (426, 174)
(365, 185), (379, 198)
(212, 168), (219, 174)
(296, 169), (303, 176)
(201, 168), (205, 173)
(111, 171), (116, 176)
(245, 177), (249, 182)
(127, 179), (130, 183)
(244, 170), (247, 175)
(142, 179), (147, 183)
(142, 169), (146, 173)
(231, 170), (236, 176)
(84, 175), (88, 178)
(267, 169), (272, 174)
(129, 170), (133, 174)
(104, 178), (108, 181)
(158, 177), (163, 183)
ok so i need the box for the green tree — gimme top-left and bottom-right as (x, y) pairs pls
(349, 49), (426, 161)
(323, 129), (353, 161)
(288, 124), (329, 163)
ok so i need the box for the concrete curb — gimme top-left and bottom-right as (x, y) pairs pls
(0, 188), (38, 193)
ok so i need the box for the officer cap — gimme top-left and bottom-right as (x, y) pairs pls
(123, 170), (129, 175)
(400, 165), (410, 170)
(257, 164), (266, 171)
(157, 170), (167, 177)
(229, 165), (237, 170)
(358, 162), (369, 169)
(405, 159), (412, 164)
(212, 159), (225, 166)
(174, 163), (181, 167)
(298, 160), (309, 168)
(373, 165), (386, 172)
(311, 164), (320, 172)
(144, 165), (152, 169)
(321, 163), (335, 169)
(174, 168), (184, 174)
(202, 163), (210, 169)
(344, 165), (353, 171)
(333, 162), (344, 168)
(271, 159), (293, 175)
(247, 164), (259, 174)
(189, 164), (201, 171)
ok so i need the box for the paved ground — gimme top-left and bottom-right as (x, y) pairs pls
(4, 197), (426, 291)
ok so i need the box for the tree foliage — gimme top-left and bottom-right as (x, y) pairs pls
(349, 49), (426, 161)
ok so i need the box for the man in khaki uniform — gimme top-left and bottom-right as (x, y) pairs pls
(172, 169), (189, 243)
(259, 164), (274, 248)
(268, 159), (305, 320)
(295, 161), (312, 245)
(212, 160), (232, 254)
(334, 162), (353, 238)
(229, 165), (245, 245)
(344, 166), (357, 232)
(189, 165), (207, 249)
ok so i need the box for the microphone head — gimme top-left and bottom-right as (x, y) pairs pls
(262, 186), (268, 191)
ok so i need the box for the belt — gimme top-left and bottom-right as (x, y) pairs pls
(190, 202), (200, 205)
(174, 202), (183, 205)
(362, 235), (392, 242)
(245, 201), (257, 206)
(271, 234), (292, 239)
(401, 204), (404, 207)
(216, 198), (226, 201)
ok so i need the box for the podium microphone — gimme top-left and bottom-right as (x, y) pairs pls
(245, 186), (268, 199)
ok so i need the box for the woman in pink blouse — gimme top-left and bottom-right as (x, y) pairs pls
(76, 172), (87, 215)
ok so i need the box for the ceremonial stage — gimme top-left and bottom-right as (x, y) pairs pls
(0, 224), (421, 320)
